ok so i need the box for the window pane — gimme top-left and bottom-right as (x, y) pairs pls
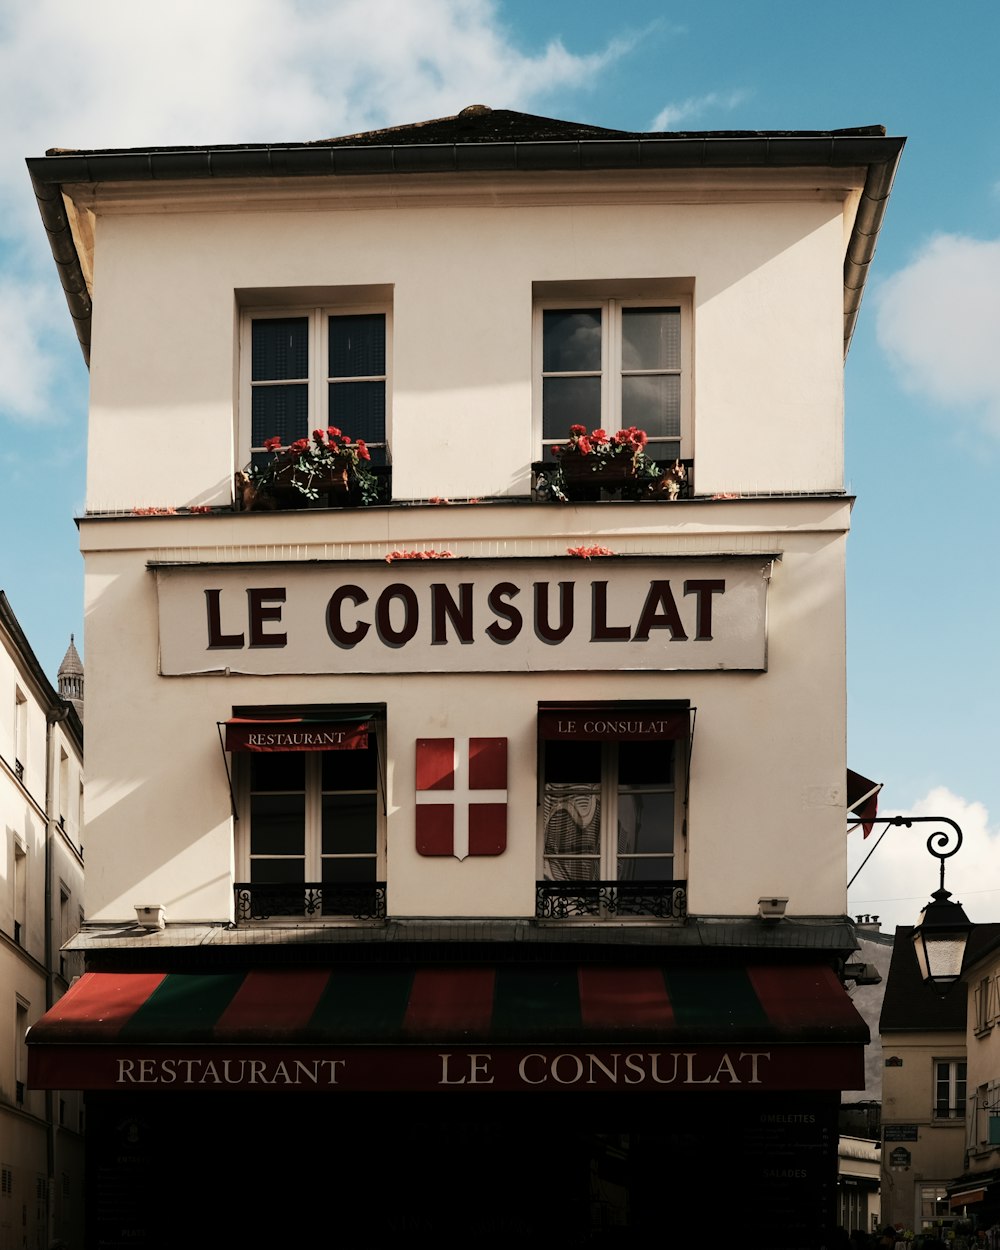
(322, 794), (377, 855)
(328, 314), (385, 378)
(542, 377), (602, 443)
(545, 740), (601, 783)
(250, 858), (305, 885)
(543, 309), (601, 372)
(618, 740), (673, 785)
(622, 307), (680, 371)
(252, 384), (309, 447)
(543, 783), (601, 858)
(621, 375), (680, 438)
(322, 744), (377, 790)
(618, 793), (674, 857)
(323, 857), (377, 885)
(252, 318), (308, 381)
(249, 795), (305, 855)
(328, 381), (385, 444)
(250, 753), (305, 791)
(617, 856), (673, 882)
(543, 856), (599, 882)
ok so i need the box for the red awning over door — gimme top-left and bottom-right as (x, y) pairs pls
(28, 962), (867, 1093)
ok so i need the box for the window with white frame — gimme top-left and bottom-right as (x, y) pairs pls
(233, 711), (385, 920)
(13, 687), (26, 780)
(919, 1184), (950, 1229)
(242, 306), (389, 470)
(536, 705), (689, 918)
(976, 973), (998, 1032)
(536, 298), (689, 463)
(934, 1059), (967, 1119)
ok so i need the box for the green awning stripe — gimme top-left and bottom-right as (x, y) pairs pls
(119, 973), (245, 1041)
(492, 967), (581, 1039)
(305, 968), (415, 1041)
(663, 967), (770, 1033)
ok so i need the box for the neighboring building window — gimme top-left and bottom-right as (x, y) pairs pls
(976, 974), (997, 1032)
(13, 687), (26, 780)
(919, 1184), (949, 1229)
(536, 704), (688, 919)
(243, 308), (389, 469)
(234, 711), (385, 921)
(934, 1059), (967, 1118)
(536, 300), (688, 463)
(13, 840), (26, 946)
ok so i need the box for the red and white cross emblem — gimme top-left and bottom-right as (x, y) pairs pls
(415, 737), (507, 859)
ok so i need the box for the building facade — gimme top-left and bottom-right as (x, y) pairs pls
(26, 107), (902, 1247)
(0, 597), (84, 1248)
(941, 925), (1000, 1222)
(880, 925), (972, 1234)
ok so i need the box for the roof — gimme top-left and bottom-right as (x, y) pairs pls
(26, 105), (904, 365)
(58, 634), (83, 678)
(878, 924), (1000, 1033)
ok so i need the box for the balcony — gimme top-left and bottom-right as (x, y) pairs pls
(536, 879), (688, 920)
(234, 882), (386, 922)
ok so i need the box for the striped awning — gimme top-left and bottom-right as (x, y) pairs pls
(28, 963), (867, 1093)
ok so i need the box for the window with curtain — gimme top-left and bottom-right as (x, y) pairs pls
(541, 738), (680, 884)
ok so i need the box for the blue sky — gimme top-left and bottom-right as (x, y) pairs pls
(1, 0), (998, 930)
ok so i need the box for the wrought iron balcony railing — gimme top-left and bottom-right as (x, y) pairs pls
(536, 879), (687, 920)
(234, 882), (386, 922)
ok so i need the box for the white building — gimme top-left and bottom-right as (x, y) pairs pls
(26, 106), (902, 1247)
(0, 597), (84, 1248)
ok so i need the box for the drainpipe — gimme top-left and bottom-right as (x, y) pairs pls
(44, 703), (69, 1250)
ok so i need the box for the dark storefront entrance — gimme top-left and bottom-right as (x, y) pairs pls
(86, 1088), (841, 1248)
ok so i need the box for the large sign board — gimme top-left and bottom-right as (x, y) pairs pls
(154, 556), (772, 676)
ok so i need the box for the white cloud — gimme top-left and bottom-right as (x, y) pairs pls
(876, 234), (1000, 435)
(848, 787), (1000, 934)
(648, 89), (749, 131)
(0, 0), (630, 422)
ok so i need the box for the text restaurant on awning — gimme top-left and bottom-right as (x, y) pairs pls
(29, 962), (867, 1093)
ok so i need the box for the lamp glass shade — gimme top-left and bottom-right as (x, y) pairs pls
(912, 888), (971, 985)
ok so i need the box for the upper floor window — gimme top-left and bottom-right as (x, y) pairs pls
(536, 299), (689, 463)
(230, 708), (385, 922)
(535, 704), (689, 920)
(934, 1058), (967, 1119)
(242, 307), (389, 471)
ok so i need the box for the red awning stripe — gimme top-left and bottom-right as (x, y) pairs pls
(578, 966), (675, 1030)
(403, 968), (496, 1036)
(215, 970), (331, 1040)
(27, 971), (167, 1040)
(747, 965), (870, 1037)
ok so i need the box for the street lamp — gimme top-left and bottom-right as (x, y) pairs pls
(851, 814), (972, 988)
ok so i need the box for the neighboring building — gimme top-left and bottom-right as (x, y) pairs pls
(944, 924), (1000, 1223)
(880, 926), (972, 1233)
(837, 920), (897, 1233)
(0, 596), (84, 1248)
(26, 107), (903, 1247)
(838, 1135), (882, 1235)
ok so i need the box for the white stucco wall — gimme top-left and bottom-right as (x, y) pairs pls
(80, 172), (848, 510)
(79, 493), (848, 922)
(71, 164), (858, 925)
